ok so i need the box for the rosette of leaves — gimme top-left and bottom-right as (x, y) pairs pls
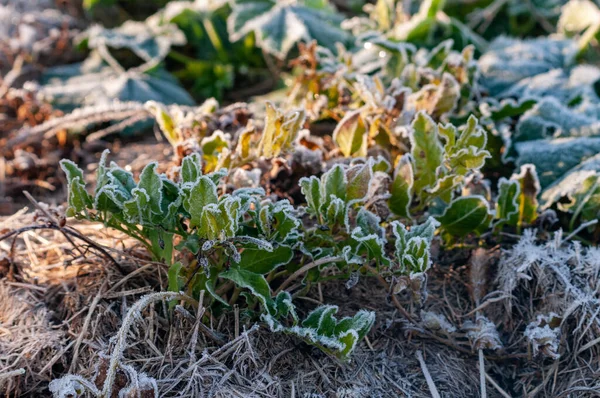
(60, 151), (374, 360)
(227, 0), (352, 59)
(388, 112), (492, 237)
(37, 19), (194, 110)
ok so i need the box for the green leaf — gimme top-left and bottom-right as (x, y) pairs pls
(391, 217), (437, 275)
(167, 261), (184, 293)
(60, 160), (93, 216)
(180, 154), (202, 185)
(437, 196), (492, 237)
(322, 165), (347, 207)
(228, 0), (351, 58)
(183, 176), (219, 228)
(389, 155), (413, 218)
(299, 176), (322, 215)
(221, 265), (273, 312)
(496, 178), (520, 226)
(410, 112), (444, 193)
(137, 162), (163, 216)
(122, 187), (153, 225)
(238, 245), (293, 274)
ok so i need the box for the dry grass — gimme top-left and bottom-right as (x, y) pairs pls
(2, 208), (600, 397)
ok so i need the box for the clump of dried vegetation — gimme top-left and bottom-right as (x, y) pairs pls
(2, 0), (600, 397)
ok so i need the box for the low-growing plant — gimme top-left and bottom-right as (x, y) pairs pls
(60, 145), (455, 358)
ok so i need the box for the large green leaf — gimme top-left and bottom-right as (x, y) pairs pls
(227, 0), (351, 58)
(238, 245), (294, 274)
(220, 265), (273, 311)
(437, 196), (492, 237)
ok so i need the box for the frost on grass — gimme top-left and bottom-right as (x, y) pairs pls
(494, 229), (600, 390)
(0, 284), (65, 395)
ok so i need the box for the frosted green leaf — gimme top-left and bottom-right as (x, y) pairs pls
(391, 217), (437, 274)
(183, 177), (219, 228)
(437, 196), (492, 237)
(60, 160), (93, 216)
(137, 162), (163, 216)
(496, 178), (520, 226)
(122, 187), (152, 225)
(220, 265), (273, 312)
(389, 155), (413, 218)
(322, 165), (347, 207)
(228, 0), (351, 58)
(410, 112), (444, 193)
(299, 176), (321, 215)
(180, 153), (202, 184)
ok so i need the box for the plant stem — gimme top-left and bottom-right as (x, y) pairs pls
(274, 256), (344, 295)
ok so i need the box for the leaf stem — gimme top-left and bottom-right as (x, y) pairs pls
(274, 256), (344, 295)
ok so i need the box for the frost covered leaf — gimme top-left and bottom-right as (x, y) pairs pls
(60, 160), (93, 216)
(83, 21), (186, 64)
(257, 200), (302, 244)
(258, 102), (305, 158)
(202, 131), (231, 172)
(437, 196), (492, 237)
(421, 310), (456, 333)
(542, 154), (600, 225)
(495, 164), (540, 228)
(180, 152), (203, 184)
(299, 159), (381, 229)
(39, 61), (195, 108)
(221, 265), (273, 311)
(511, 165), (540, 226)
(389, 155), (413, 218)
(333, 110), (368, 158)
(227, 0), (351, 58)
(391, 217), (438, 276)
(265, 304), (375, 360)
(145, 102), (181, 146)
(409, 73), (460, 120)
(182, 176), (219, 229)
(479, 37), (576, 97)
(496, 178), (520, 226)
(410, 111), (444, 194)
